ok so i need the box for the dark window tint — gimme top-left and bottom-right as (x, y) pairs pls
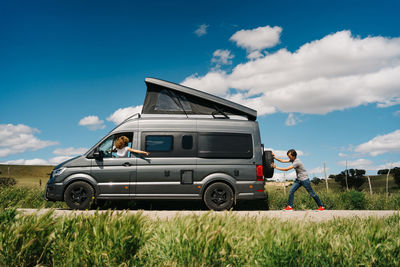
(145, 136), (173, 152)
(182, 135), (193, 150)
(198, 133), (252, 159)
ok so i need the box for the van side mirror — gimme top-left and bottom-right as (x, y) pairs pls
(93, 148), (104, 160)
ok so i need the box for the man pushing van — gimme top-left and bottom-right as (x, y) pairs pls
(272, 149), (325, 211)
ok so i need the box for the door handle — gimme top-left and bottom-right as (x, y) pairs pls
(122, 162), (132, 167)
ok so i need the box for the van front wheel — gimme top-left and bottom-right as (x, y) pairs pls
(64, 181), (94, 210)
(204, 182), (234, 211)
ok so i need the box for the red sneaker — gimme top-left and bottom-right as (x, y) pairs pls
(317, 206), (325, 211)
(284, 206), (293, 211)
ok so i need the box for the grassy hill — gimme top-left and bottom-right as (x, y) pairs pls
(0, 164), (54, 188)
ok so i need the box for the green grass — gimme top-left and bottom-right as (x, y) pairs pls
(267, 188), (400, 210)
(0, 186), (66, 209)
(1, 209), (400, 266)
(1, 184), (400, 210)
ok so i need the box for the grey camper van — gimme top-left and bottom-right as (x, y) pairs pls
(45, 78), (274, 210)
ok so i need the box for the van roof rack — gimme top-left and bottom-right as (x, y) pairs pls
(142, 78), (257, 121)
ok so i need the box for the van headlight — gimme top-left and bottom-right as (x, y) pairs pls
(52, 167), (66, 177)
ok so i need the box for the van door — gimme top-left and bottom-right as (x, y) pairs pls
(90, 133), (136, 198)
(135, 132), (198, 198)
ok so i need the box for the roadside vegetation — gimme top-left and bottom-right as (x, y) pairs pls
(1, 209), (399, 266)
(1, 164), (400, 210)
(1, 183), (400, 210)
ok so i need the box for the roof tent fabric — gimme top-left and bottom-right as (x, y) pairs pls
(142, 78), (257, 121)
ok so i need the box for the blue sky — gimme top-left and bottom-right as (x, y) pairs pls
(1, 0), (399, 179)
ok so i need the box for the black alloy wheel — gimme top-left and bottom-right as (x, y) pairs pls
(204, 182), (234, 211)
(64, 181), (94, 210)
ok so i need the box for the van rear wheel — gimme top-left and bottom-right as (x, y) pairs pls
(204, 182), (234, 211)
(64, 181), (94, 210)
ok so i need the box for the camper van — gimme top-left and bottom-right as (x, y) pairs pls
(45, 78), (274, 210)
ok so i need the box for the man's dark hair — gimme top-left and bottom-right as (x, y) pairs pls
(287, 149), (297, 158)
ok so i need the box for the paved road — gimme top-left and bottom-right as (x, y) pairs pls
(17, 209), (399, 222)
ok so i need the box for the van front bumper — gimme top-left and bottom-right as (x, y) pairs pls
(44, 183), (64, 201)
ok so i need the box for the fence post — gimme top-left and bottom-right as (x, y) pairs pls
(283, 172), (286, 196)
(386, 161), (393, 199)
(366, 173), (373, 195)
(324, 162), (328, 193)
(345, 160), (349, 191)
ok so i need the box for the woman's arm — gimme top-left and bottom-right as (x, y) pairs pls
(128, 148), (150, 156)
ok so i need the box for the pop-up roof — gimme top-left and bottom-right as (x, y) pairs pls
(141, 78), (257, 121)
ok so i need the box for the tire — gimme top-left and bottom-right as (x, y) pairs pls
(204, 182), (234, 211)
(64, 181), (94, 210)
(263, 150), (274, 178)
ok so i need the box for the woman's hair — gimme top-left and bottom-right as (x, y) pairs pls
(115, 136), (130, 149)
(287, 149), (297, 158)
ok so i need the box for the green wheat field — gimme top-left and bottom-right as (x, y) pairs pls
(1, 164), (400, 266)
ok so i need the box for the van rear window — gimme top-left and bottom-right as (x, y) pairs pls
(145, 136), (173, 152)
(198, 133), (252, 159)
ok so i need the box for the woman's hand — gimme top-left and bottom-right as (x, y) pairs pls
(271, 163), (276, 168)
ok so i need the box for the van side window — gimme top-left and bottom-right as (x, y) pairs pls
(142, 132), (197, 157)
(145, 135), (173, 152)
(198, 133), (253, 159)
(182, 135), (193, 150)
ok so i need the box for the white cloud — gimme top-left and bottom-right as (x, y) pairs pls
(337, 159), (375, 170)
(285, 113), (302, 126)
(78, 116), (105, 131)
(182, 71), (229, 96)
(338, 152), (348, 157)
(1, 156), (73, 166)
(247, 51), (264, 60)
(264, 148), (304, 159)
(53, 147), (88, 156)
(0, 156), (72, 166)
(194, 24), (209, 37)
(337, 159), (400, 172)
(375, 161), (400, 170)
(2, 158), (50, 165)
(230, 25), (282, 52)
(183, 30), (400, 119)
(211, 49), (234, 65)
(354, 130), (400, 156)
(0, 124), (58, 158)
(308, 167), (328, 176)
(272, 171), (297, 181)
(106, 105), (142, 125)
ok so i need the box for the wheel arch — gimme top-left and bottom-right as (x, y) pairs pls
(62, 173), (98, 199)
(200, 173), (237, 202)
